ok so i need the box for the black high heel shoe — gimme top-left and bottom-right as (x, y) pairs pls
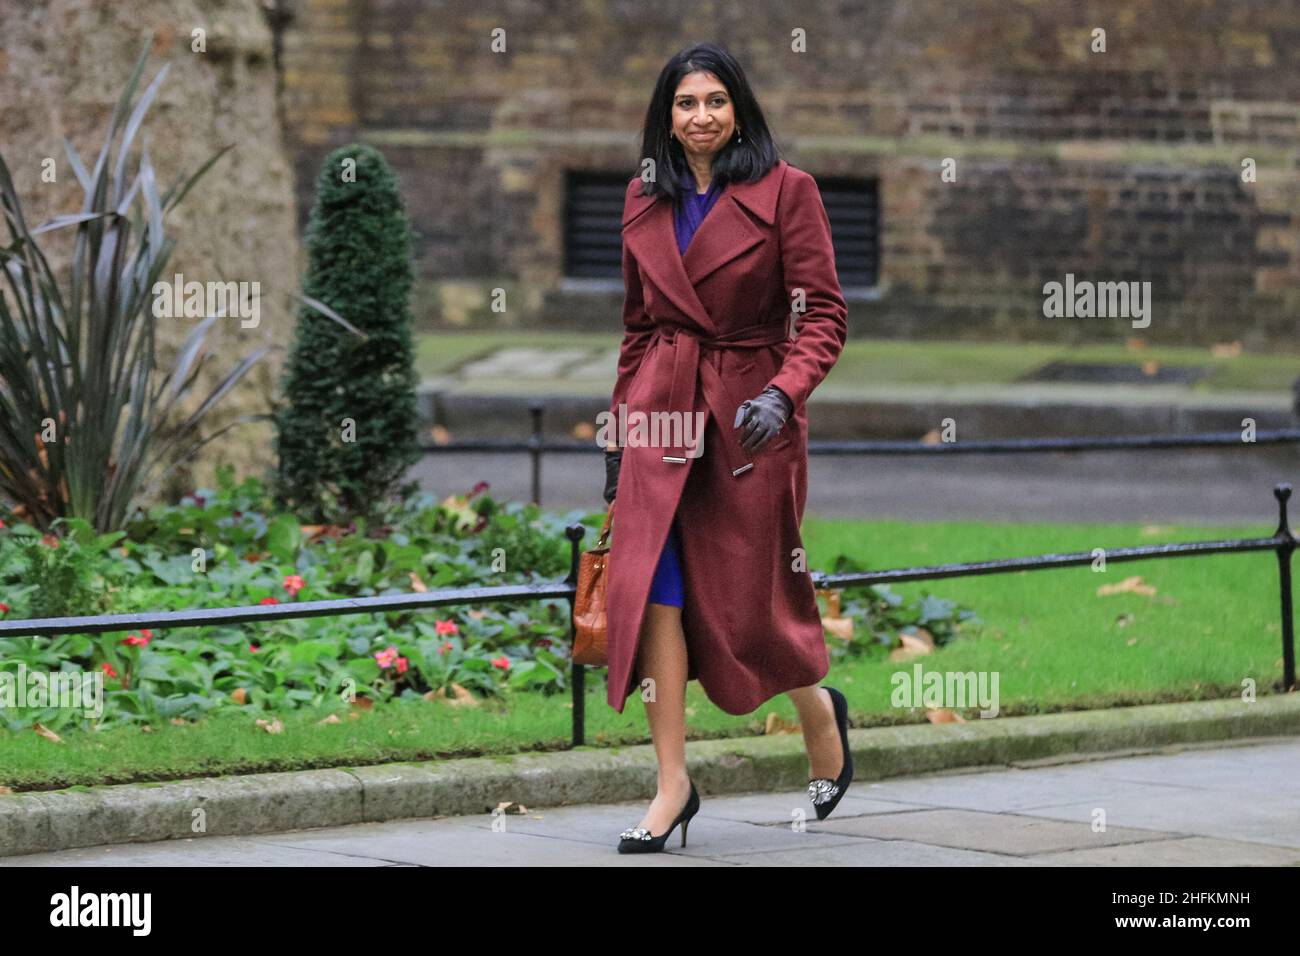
(617, 779), (700, 853)
(806, 686), (853, 821)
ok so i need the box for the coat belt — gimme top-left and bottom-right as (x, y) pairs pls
(653, 322), (792, 478)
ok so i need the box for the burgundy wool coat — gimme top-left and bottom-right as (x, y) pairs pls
(603, 158), (849, 716)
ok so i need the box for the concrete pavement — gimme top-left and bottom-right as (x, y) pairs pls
(6, 735), (1299, 866)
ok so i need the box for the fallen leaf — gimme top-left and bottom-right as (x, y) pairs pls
(764, 711), (800, 735)
(889, 629), (935, 661)
(32, 723), (62, 743)
(348, 711), (361, 720)
(1126, 637), (1138, 647)
(919, 428), (943, 445)
(317, 714), (342, 725)
(350, 695), (374, 711)
(1097, 575), (1156, 597)
(169, 718), (188, 726)
(254, 718), (284, 734)
(140, 725), (154, 733)
(409, 571), (428, 592)
(926, 708), (966, 724)
(230, 687), (248, 705)
(496, 800), (527, 814)
(423, 683), (478, 707)
(1210, 341), (1241, 358)
(0, 786), (12, 794)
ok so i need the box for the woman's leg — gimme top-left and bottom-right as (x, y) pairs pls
(787, 685), (843, 780)
(628, 602), (694, 835)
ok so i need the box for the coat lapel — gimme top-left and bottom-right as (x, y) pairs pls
(622, 160), (785, 335)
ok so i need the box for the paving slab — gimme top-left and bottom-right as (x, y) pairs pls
(6, 734), (1298, 866)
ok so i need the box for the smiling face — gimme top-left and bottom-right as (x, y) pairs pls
(670, 70), (736, 169)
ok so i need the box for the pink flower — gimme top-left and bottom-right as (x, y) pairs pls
(434, 619), (458, 635)
(260, 596), (279, 606)
(395, 657), (409, 674)
(101, 662), (118, 678)
(249, 644), (260, 653)
(121, 633), (151, 647)
(437, 641), (453, 655)
(490, 655), (510, 671)
(0, 519), (6, 529)
(283, 574), (306, 597)
(374, 645), (399, 669)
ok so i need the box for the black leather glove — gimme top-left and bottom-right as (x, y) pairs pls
(603, 448), (623, 504)
(733, 385), (793, 453)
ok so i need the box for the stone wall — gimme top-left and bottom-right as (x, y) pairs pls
(0, 0), (299, 496)
(278, 0), (1299, 347)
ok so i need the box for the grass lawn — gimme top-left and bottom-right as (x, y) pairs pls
(417, 331), (1300, 393)
(0, 513), (1287, 793)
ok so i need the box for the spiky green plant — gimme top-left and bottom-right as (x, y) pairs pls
(0, 43), (266, 532)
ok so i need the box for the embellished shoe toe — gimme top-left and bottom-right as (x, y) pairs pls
(806, 686), (853, 821)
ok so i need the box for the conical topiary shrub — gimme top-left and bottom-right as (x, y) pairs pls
(273, 143), (420, 521)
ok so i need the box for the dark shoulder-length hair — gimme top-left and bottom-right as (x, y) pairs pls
(635, 42), (781, 201)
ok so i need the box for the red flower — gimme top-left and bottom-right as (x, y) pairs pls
(249, 644), (260, 653)
(0, 519), (6, 529)
(490, 655), (510, 671)
(101, 662), (118, 678)
(40, 533), (59, 548)
(121, 632), (151, 647)
(469, 480), (490, 497)
(395, 657), (409, 674)
(0, 602), (8, 615)
(434, 619), (458, 635)
(283, 574), (306, 598)
(260, 596), (279, 606)
(437, 641), (453, 655)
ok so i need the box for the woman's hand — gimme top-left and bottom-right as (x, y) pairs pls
(733, 385), (793, 453)
(603, 448), (623, 504)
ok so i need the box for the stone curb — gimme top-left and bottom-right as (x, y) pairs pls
(1, 695), (1296, 858)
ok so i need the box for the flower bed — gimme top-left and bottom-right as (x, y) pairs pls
(0, 468), (602, 731)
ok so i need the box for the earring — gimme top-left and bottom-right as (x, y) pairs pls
(736, 127), (743, 143)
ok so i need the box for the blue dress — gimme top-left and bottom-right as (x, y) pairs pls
(646, 170), (724, 608)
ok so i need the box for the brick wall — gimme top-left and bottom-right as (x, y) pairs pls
(278, 0), (1300, 347)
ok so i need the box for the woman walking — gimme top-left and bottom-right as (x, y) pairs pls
(602, 42), (852, 853)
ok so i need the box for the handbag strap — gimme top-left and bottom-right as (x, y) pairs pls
(595, 500), (614, 549)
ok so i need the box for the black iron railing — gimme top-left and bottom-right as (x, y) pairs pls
(424, 401), (1300, 506)
(1, 476), (1294, 746)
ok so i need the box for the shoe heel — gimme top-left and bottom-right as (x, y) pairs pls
(680, 818), (689, 847)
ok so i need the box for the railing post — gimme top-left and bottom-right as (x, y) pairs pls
(1273, 483), (1296, 691)
(565, 523), (587, 747)
(529, 401), (544, 506)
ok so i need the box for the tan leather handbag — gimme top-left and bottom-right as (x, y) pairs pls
(572, 501), (613, 666)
